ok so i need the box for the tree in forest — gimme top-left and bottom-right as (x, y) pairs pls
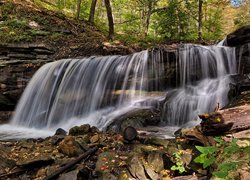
(89, 0), (98, 23)
(45, 0), (247, 42)
(198, 0), (203, 40)
(233, 0), (250, 27)
(76, 0), (82, 20)
(136, 0), (159, 37)
(104, 0), (114, 40)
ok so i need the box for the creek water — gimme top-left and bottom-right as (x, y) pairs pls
(0, 44), (237, 139)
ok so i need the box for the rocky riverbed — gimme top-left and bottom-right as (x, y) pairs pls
(0, 73), (249, 180)
(0, 120), (249, 180)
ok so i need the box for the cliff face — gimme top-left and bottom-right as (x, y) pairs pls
(226, 25), (250, 75)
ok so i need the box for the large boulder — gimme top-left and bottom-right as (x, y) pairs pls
(106, 108), (161, 133)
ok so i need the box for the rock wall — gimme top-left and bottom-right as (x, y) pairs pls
(226, 25), (250, 75)
(0, 43), (55, 60)
(0, 59), (52, 111)
(0, 43), (55, 112)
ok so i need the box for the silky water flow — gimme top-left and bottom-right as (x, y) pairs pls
(0, 44), (237, 139)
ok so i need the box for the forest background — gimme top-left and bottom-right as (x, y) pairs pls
(1, 0), (249, 47)
(40, 0), (249, 42)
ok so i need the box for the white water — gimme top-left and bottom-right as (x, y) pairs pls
(162, 44), (236, 125)
(0, 44), (237, 139)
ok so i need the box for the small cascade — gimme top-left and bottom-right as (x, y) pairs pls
(162, 44), (236, 126)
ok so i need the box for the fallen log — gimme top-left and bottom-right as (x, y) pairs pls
(44, 146), (98, 180)
(199, 105), (250, 136)
(123, 126), (138, 142)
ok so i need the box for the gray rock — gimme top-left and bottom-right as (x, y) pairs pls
(51, 135), (65, 145)
(128, 154), (148, 179)
(69, 124), (91, 136)
(54, 128), (67, 136)
(58, 170), (79, 180)
(147, 152), (164, 173)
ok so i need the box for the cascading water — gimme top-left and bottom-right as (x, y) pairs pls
(162, 44), (236, 126)
(0, 50), (165, 139)
(0, 44), (237, 139)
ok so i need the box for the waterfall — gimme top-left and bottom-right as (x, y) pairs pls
(162, 44), (236, 126)
(0, 44), (237, 139)
(10, 50), (165, 130)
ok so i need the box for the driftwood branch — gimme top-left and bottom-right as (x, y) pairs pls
(0, 168), (27, 178)
(199, 105), (250, 136)
(44, 146), (98, 180)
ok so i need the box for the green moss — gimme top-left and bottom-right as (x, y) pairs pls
(0, 19), (33, 42)
(29, 29), (50, 36)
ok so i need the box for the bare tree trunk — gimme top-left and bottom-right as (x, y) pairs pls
(198, 0), (203, 41)
(76, 0), (82, 20)
(104, 0), (114, 40)
(89, 0), (98, 24)
(144, 1), (153, 37)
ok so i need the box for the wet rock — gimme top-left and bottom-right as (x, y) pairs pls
(79, 134), (90, 143)
(69, 124), (91, 136)
(90, 126), (100, 133)
(144, 137), (170, 148)
(147, 152), (164, 173)
(54, 128), (67, 136)
(0, 59), (50, 111)
(58, 169), (79, 180)
(107, 108), (161, 133)
(0, 94), (15, 110)
(51, 135), (65, 145)
(58, 136), (84, 157)
(0, 111), (12, 124)
(75, 137), (89, 151)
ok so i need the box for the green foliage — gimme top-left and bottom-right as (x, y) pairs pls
(213, 161), (238, 178)
(194, 146), (218, 168)
(0, 19), (31, 42)
(243, 146), (250, 153)
(195, 146), (218, 154)
(194, 137), (247, 179)
(171, 151), (186, 174)
(29, 29), (50, 36)
(0, 2), (16, 20)
(214, 136), (225, 145)
(1, 0), (247, 44)
(234, 0), (250, 28)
